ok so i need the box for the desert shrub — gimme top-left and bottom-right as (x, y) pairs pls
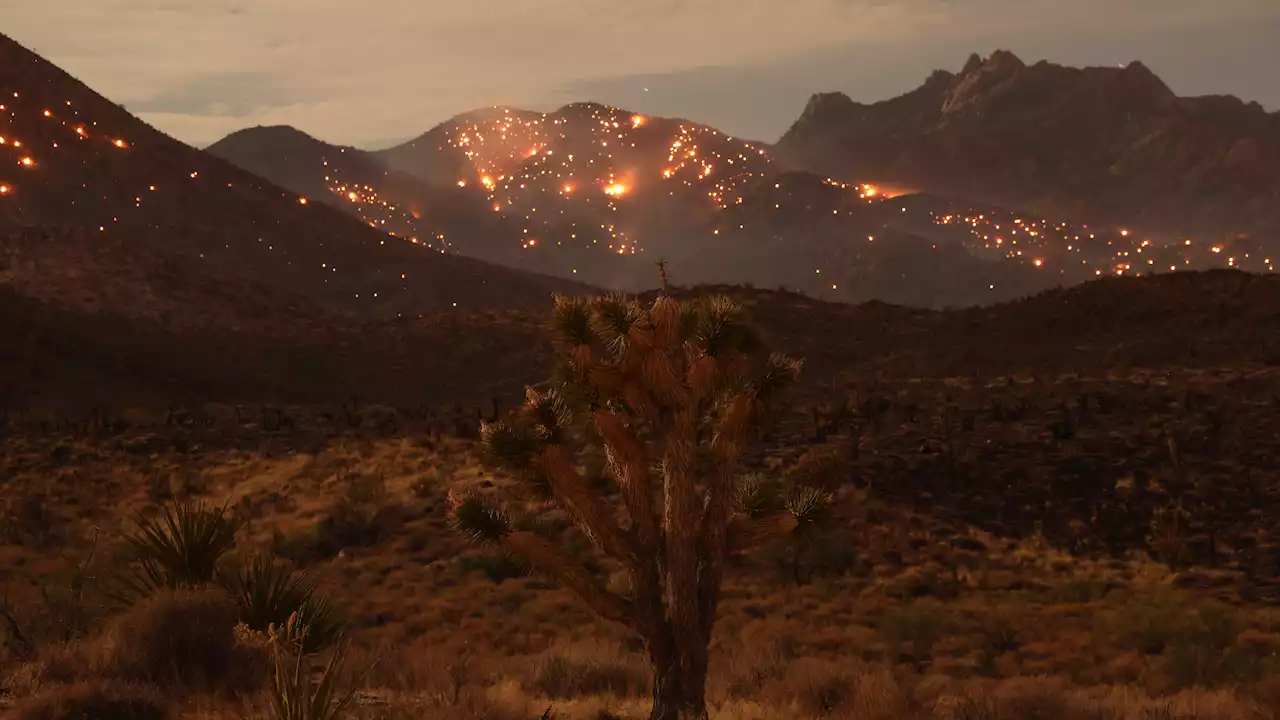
(110, 500), (239, 603)
(796, 670), (855, 715)
(14, 679), (167, 720)
(1, 484), (59, 547)
(1102, 593), (1189, 655)
(3, 642), (86, 697)
(1148, 503), (1192, 568)
(457, 552), (529, 584)
(530, 655), (648, 700)
(1049, 579), (1111, 604)
(721, 644), (790, 699)
(219, 554), (345, 653)
(1163, 604), (1260, 689)
(293, 483), (404, 562)
(787, 664), (909, 720)
(880, 600), (948, 668)
(95, 588), (262, 693)
(265, 626), (359, 720)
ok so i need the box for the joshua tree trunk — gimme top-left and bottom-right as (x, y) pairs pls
(649, 628), (709, 720)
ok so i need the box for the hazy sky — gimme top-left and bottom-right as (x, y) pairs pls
(5, 0), (1278, 149)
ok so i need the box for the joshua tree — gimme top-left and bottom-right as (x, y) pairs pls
(450, 291), (827, 720)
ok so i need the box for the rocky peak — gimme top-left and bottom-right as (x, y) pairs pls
(1117, 60), (1176, 103)
(941, 50), (1028, 116)
(797, 91), (858, 124)
(985, 49), (1027, 74)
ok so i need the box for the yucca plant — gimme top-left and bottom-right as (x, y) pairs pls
(450, 290), (827, 720)
(220, 554), (345, 654)
(109, 500), (239, 604)
(266, 614), (362, 720)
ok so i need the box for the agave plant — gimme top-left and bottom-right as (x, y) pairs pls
(267, 615), (362, 720)
(109, 500), (239, 604)
(222, 554), (345, 654)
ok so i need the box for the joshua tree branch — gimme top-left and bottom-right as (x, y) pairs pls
(503, 531), (637, 628)
(537, 444), (640, 565)
(593, 409), (659, 553)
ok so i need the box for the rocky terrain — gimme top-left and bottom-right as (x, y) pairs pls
(207, 55), (1280, 311)
(776, 51), (1280, 248)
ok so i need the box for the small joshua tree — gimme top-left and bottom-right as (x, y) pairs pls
(450, 290), (827, 720)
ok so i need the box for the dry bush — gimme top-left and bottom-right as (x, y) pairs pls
(13, 679), (168, 720)
(528, 646), (650, 701)
(750, 658), (914, 719)
(2, 642), (87, 697)
(93, 587), (266, 693)
(989, 675), (1072, 720)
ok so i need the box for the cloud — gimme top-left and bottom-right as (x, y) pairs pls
(125, 72), (311, 118)
(1, 0), (1275, 147)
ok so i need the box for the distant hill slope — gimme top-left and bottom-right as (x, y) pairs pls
(775, 50), (1280, 247)
(210, 105), (1078, 308)
(212, 81), (1275, 310)
(0, 33), (589, 319)
(4, 267), (1278, 414)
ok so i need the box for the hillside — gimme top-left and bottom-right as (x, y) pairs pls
(213, 104), (1082, 307)
(5, 268), (1278, 416)
(211, 93), (1270, 310)
(0, 33), (588, 320)
(5, 270), (1280, 719)
(776, 51), (1280, 249)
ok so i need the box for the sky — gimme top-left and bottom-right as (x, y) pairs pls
(4, 0), (1278, 149)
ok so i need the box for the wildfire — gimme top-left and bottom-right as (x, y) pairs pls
(603, 183), (628, 197)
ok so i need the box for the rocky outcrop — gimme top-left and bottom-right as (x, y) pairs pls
(776, 51), (1280, 244)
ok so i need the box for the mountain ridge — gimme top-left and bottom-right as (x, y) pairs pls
(776, 50), (1280, 246)
(0, 31), (590, 324)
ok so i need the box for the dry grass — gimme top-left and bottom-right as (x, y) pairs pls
(13, 679), (168, 720)
(91, 588), (266, 694)
(4, 366), (1280, 718)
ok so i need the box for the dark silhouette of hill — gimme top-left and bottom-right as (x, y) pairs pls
(205, 125), (500, 252)
(776, 50), (1280, 248)
(0, 33), (589, 320)
(5, 266), (1278, 414)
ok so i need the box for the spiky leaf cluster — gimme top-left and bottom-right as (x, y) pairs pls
(266, 619), (361, 720)
(219, 554), (345, 654)
(110, 501), (239, 603)
(450, 491), (515, 544)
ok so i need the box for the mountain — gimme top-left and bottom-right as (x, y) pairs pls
(212, 105), (1073, 307)
(775, 51), (1280, 249)
(0, 33), (588, 321)
(213, 82), (1274, 310)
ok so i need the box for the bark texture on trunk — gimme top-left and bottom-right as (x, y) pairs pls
(648, 631), (709, 720)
